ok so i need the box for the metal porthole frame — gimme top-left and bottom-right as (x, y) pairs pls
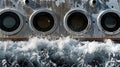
(29, 8), (58, 35)
(97, 9), (120, 35)
(0, 8), (24, 36)
(63, 8), (91, 35)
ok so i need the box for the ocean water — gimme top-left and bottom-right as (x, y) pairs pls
(0, 37), (120, 67)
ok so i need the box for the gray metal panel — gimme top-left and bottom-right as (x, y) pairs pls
(0, 0), (120, 39)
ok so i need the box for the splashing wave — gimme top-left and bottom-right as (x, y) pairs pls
(0, 37), (120, 67)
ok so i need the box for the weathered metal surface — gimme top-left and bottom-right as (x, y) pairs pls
(0, 37), (28, 41)
(0, 0), (120, 40)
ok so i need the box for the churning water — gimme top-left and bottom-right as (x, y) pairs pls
(0, 37), (120, 67)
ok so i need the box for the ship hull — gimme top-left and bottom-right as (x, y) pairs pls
(0, 0), (120, 41)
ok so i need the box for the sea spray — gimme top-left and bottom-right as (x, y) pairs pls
(0, 37), (120, 67)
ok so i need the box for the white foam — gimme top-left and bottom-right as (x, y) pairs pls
(0, 37), (119, 67)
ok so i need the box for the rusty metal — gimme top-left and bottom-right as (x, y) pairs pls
(1, 37), (120, 41)
(0, 37), (28, 41)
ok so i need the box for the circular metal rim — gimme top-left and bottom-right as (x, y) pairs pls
(0, 8), (24, 36)
(97, 9), (120, 35)
(29, 9), (58, 35)
(63, 8), (91, 35)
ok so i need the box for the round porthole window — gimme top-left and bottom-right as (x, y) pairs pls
(29, 9), (58, 35)
(0, 9), (24, 35)
(64, 8), (91, 35)
(97, 9), (120, 35)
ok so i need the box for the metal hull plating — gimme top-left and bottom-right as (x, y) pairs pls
(0, 0), (120, 41)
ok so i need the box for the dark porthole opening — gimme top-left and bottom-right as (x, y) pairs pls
(0, 12), (20, 32)
(32, 12), (54, 32)
(101, 12), (120, 32)
(67, 12), (88, 32)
